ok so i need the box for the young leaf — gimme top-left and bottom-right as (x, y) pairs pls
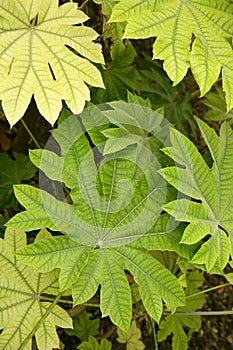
(203, 87), (233, 122)
(7, 108), (185, 331)
(117, 320), (145, 350)
(0, 153), (36, 209)
(160, 118), (233, 272)
(78, 336), (112, 350)
(0, 0), (104, 127)
(65, 310), (99, 341)
(0, 228), (72, 349)
(138, 58), (196, 138)
(91, 40), (141, 103)
(110, 0), (233, 110)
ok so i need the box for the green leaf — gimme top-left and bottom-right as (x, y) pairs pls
(160, 118), (233, 272)
(65, 310), (99, 341)
(157, 270), (205, 350)
(138, 58), (196, 138)
(0, 153), (36, 209)
(117, 320), (145, 350)
(0, 228), (72, 349)
(110, 0), (233, 110)
(203, 87), (233, 122)
(78, 336), (112, 350)
(91, 40), (141, 103)
(8, 106), (185, 331)
(0, 0), (104, 127)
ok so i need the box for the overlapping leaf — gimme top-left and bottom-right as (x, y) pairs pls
(110, 0), (233, 110)
(0, 228), (72, 349)
(0, 0), (104, 126)
(160, 118), (233, 272)
(7, 105), (187, 330)
(91, 41), (141, 103)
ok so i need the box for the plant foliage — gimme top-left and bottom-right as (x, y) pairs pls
(158, 270), (205, 350)
(0, 228), (72, 349)
(0, 0), (104, 126)
(110, 0), (233, 110)
(7, 107), (187, 331)
(0, 153), (36, 209)
(160, 118), (233, 272)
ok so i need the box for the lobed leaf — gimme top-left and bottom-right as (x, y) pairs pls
(110, 0), (233, 110)
(0, 228), (72, 349)
(0, 0), (104, 126)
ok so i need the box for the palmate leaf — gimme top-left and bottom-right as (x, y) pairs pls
(0, 0), (104, 127)
(110, 0), (233, 110)
(78, 336), (112, 350)
(91, 40), (141, 104)
(7, 106), (186, 331)
(117, 320), (145, 350)
(159, 118), (233, 272)
(0, 228), (72, 349)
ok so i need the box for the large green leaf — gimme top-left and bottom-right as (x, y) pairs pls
(7, 105), (186, 331)
(0, 0), (104, 127)
(160, 118), (233, 272)
(110, 0), (233, 110)
(0, 228), (72, 349)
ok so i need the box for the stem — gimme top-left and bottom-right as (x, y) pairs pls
(149, 316), (159, 350)
(40, 296), (100, 308)
(79, 0), (90, 10)
(18, 291), (64, 350)
(163, 310), (233, 316)
(186, 282), (230, 300)
(21, 119), (41, 149)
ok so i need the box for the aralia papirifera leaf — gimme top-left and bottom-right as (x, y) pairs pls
(160, 118), (233, 272)
(7, 103), (186, 331)
(0, 228), (72, 349)
(110, 0), (233, 110)
(0, 0), (104, 127)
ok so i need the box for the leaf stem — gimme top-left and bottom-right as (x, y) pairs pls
(21, 119), (41, 149)
(185, 282), (230, 300)
(149, 316), (159, 350)
(163, 310), (233, 316)
(79, 0), (90, 10)
(40, 295), (100, 308)
(18, 291), (64, 349)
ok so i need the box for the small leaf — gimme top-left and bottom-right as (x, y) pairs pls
(0, 153), (36, 209)
(91, 40), (141, 103)
(117, 320), (145, 350)
(78, 336), (112, 350)
(65, 310), (99, 341)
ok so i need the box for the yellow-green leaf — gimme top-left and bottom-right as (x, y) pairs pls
(0, 228), (72, 349)
(0, 0), (104, 126)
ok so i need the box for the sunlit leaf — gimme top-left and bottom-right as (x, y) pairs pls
(0, 0), (104, 126)
(0, 228), (72, 349)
